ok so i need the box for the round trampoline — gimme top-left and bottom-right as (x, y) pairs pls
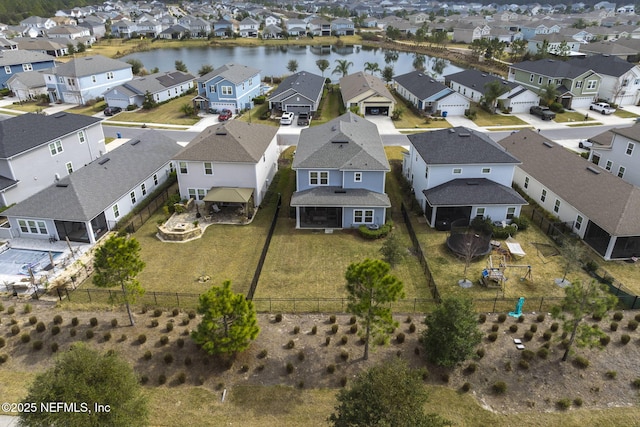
(446, 219), (492, 258)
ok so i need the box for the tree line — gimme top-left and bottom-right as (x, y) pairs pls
(0, 0), (90, 24)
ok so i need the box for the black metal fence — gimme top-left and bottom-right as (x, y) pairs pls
(247, 194), (281, 300)
(116, 183), (179, 233)
(529, 208), (574, 246)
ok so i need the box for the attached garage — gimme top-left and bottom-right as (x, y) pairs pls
(365, 105), (390, 116)
(284, 105), (312, 114)
(435, 98), (468, 116)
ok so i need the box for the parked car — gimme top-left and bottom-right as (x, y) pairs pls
(529, 105), (556, 121)
(103, 106), (122, 116)
(590, 102), (616, 115)
(218, 109), (233, 121)
(280, 112), (294, 125)
(297, 112), (311, 126)
(578, 139), (593, 149)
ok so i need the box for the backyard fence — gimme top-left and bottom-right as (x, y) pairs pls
(400, 203), (442, 302)
(116, 183), (179, 234)
(247, 193), (281, 300)
(529, 208), (574, 245)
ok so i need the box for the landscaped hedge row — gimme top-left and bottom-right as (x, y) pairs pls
(357, 221), (393, 239)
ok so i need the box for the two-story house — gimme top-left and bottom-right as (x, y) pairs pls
(268, 71), (325, 114)
(402, 127), (526, 229)
(394, 70), (470, 116)
(46, 25), (91, 40)
(570, 55), (640, 106)
(103, 70), (195, 109)
(0, 50), (56, 88)
(177, 15), (211, 38)
(173, 120), (279, 213)
(239, 17), (260, 38)
(508, 59), (602, 109)
(212, 19), (236, 37)
(309, 18), (331, 37)
(0, 112), (105, 208)
(284, 19), (307, 37)
(193, 63), (260, 113)
(526, 33), (582, 55)
(452, 23), (491, 43)
(2, 130), (180, 245)
(44, 55), (133, 105)
(290, 113), (391, 229)
(588, 125), (640, 187)
(19, 16), (57, 36)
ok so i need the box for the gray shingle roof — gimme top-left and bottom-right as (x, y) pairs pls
(610, 125), (640, 142)
(445, 69), (517, 93)
(394, 70), (455, 99)
(268, 71), (325, 104)
(0, 112), (102, 159)
(174, 120), (278, 163)
(423, 178), (527, 206)
(566, 54), (635, 78)
(117, 70), (195, 95)
(510, 58), (594, 79)
(52, 55), (131, 78)
(290, 186), (391, 207)
(339, 71), (393, 104)
(197, 63), (260, 86)
(6, 68), (52, 88)
(408, 127), (521, 165)
(293, 113), (390, 171)
(3, 130), (181, 222)
(0, 50), (55, 67)
(497, 129), (640, 236)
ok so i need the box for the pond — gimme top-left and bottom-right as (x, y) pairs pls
(121, 45), (463, 81)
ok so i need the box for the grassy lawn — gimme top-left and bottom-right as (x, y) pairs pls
(236, 102), (279, 127)
(567, 122), (603, 127)
(310, 87), (342, 126)
(613, 108), (639, 119)
(554, 111), (593, 123)
(486, 126), (535, 132)
(109, 96), (199, 126)
(391, 93), (452, 129)
(2, 101), (48, 113)
(68, 100), (106, 116)
(471, 107), (528, 127)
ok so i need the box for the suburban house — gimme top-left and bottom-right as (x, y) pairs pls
(0, 112), (104, 208)
(339, 72), (395, 116)
(6, 68), (52, 101)
(238, 17), (260, 38)
(19, 16), (57, 35)
(290, 113), (391, 229)
(508, 58), (602, 109)
(402, 127), (526, 229)
(212, 19), (236, 37)
(12, 37), (69, 57)
(1, 130), (180, 245)
(46, 25), (91, 40)
(44, 55), (133, 105)
(192, 63), (260, 113)
(498, 129), (640, 260)
(331, 18), (355, 36)
(177, 16), (211, 38)
(284, 19), (307, 37)
(526, 33), (582, 55)
(0, 50), (56, 88)
(262, 25), (283, 39)
(309, 18), (331, 37)
(103, 70), (195, 109)
(588, 125), (640, 187)
(173, 121), (279, 212)
(267, 71), (325, 114)
(393, 70), (470, 117)
(568, 55), (640, 106)
(159, 24), (189, 40)
(452, 23), (491, 43)
(446, 69), (540, 113)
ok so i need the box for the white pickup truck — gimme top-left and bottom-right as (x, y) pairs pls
(589, 102), (616, 115)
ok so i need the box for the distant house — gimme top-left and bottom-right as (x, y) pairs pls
(262, 25), (283, 39)
(268, 71), (325, 114)
(158, 24), (189, 40)
(44, 55), (133, 105)
(19, 16), (56, 35)
(177, 15), (211, 38)
(309, 18), (331, 37)
(6, 68), (52, 101)
(46, 25), (90, 40)
(192, 63), (260, 113)
(339, 72), (395, 116)
(527, 33), (582, 55)
(212, 19), (236, 37)
(446, 69), (540, 113)
(103, 70), (195, 109)
(284, 18), (307, 36)
(0, 112), (104, 208)
(2, 130), (180, 245)
(12, 37), (69, 57)
(291, 113), (391, 229)
(331, 18), (355, 35)
(589, 125), (640, 187)
(173, 121), (279, 210)
(403, 127), (526, 228)
(499, 129), (640, 260)
(0, 50), (55, 88)
(239, 17), (260, 38)
(394, 70), (470, 116)
(452, 23), (491, 43)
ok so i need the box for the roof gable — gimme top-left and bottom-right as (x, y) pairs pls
(339, 72), (393, 103)
(268, 71), (325, 103)
(197, 63), (260, 86)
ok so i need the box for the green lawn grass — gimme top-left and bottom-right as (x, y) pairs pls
(310, 87), (342, 126)
(567, 122), (603, 127)
(68, 101), (106, 116)
(236, 102), (279, 127)
(471, 107), (528, 126)
(110, 97), (199, 126)
(554, 111), (593, 123)
(613, 109), (639, 119)
(391, 93), (452, 129)
(2, 101), (47, 113)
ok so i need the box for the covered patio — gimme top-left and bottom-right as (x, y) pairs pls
(203, 187), (255, 220)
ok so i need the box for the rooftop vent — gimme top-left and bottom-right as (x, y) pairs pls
(587, 166), (601, 174)
(98, 157), (110, 165)
(215, 130), (227, 136)
(430, 79), (434, 83)
(334, 190), (347, 193)
(459, 133), (471, 137)
(56, 182), (69, 187)
(448, 129), (456, 133)
(466, 181), (479, 185)
(332, 140), (348, 144)
(130, 139), (140, 146)
(542, 141), (553, 148)
(481, 73), (487, 77)
(53, 112), (66, 118)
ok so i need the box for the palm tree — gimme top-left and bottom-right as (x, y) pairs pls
(481, 81), (509, 114)
(332, 59), (353, 77)
(364, 61), (380, 75)
(316, 59), (330, 77)
(538, 83), (559, 107)
(287, 59), (299, 73)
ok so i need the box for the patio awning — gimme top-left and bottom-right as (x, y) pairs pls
(204, 187), (253, 203)
(192, 95), (208, 102)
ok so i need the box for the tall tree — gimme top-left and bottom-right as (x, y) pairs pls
(538, 82), (559, 107)
(552, 280), (617, 361)
(535, 39), (550, 60)
(328, 358), (451, 427)
(345, 259), (404, 360)
(482, 80), (509, 113)
(198, 64), (214, 76)
(287, 59), (298, 73)
(316, 59), (330, 77)
(382, 65), (394, 83)
(364, 61), (380, 75)
(556, 240), (584, 286)
(126, 59), (144, 75)
(422, 296), (483, 367)
(20, 344), (148, 427)
(332, 59), (353, 77)
(556, 40), (571, 59)
(509, 39), (528, 62)
(93, 235), (145, 326)
(412, 54), (426, 72)
(379, 232), (405, 268)
(175, 60), (188, 72)
(191, 281), (260, 357)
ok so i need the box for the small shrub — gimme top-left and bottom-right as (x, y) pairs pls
(628, 320), (639, 331)
(408, 323), (416, 333)
(592, 313), (603, 321)
(504, 361), (512, 372)
(103, 332), (111, 342)
(524, 331), (534, 341)
(153, 309), (163, 317)
(521, 349), (535, 361)
(286, 340), (295, 349)
(560, 338), (570, 349)
(537, 347), (549, 359)
(462, 382), (471, 392)
(350, 316), (357, 324)
(176, 372), (186, 384)
(256, 364), (264, 372)
(509, 324), (518, 333)
(143, 350), (152, 360)
(160, 335), (169, 345)
(85, 330), (94, 339)
(517, 315), (525, 323)
(498, 313), (507, 323)
(293, 326), (300, 334)
(631, 378), (640, 389)
(286, 362), (294, 374)
(556, 398), (571, 410)
(158, 374), (167, 385)
(111, 318), (118, 328)
(274, 313), (283, 323)
(441, 373), (450, 383)
(396, 332), (405, 343)
(331, 324), (339, 334)
(184, 356), (192, 366)
(24, 303), (32, 314)
(543, 331), (553, 341)
(491, 324), (499, 332)
(518, 359), (529, 370)
(574, 356), (590, 369)
(340, 376), (348, 387)
(311, 325), (317, 335)
(71, 317), (79, 327)
(89, 317), (98, 327)
(621, 334), (631, 345)
(600, 335), (611, 346)
(610, 321), (618, 331)
(140, 375), (149, 385)
(476, 348), (485, 359)
(177, 338), (185, 348)
(613, 311), (624, 321)
(36, 322), (45, 333)
(573, 398), (583, 407)
(53, 315), (63, 325)
(488, 332), (498, 342)
(0, 354), (7, 363)
(329, 315), (336, 324)
(11, 325), (20, 335)
(50, 343), (59, 353)
(350, 324), (358, 334)
(172, 308), (180, 317)
(466, 363), (477, 373)
(70, 328), (76, 337)
(32, 340), (44, 351)
(635, 313), (640, 322)
(28, 316), (37, 325)
(21, 333), (31, 343)
(550, 322), (559, 332)
(138, 334), (147, 344)
(297, 350), (305, 361)
(164, 353), (174, 364)
(166, 323), (174, 332)
(7, 306), (15, 315)
(258, 349), (267, 359)
(119, 334), (127, 342)
(493, 381), (507, 394)
(0, 337), (4, 348)
(325, 337), (331, 346)
(478, 313), (486, 323)
(181, 317), (190, 326)
(341, 335), (348, 345)
(530, 324), (538, 333)
(150, 319), (159, 328)
(188, 310), (196, 319)
(327, 364), (336, 374)
(340, 349), (349, 361)
(605, 370), (617, 379)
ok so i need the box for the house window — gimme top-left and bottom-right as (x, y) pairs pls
(58, 77), (64, 83)
(506, 207), (516, 220)
(4, 66), (10, 74)
(77, 131), (86, 143)
(204, 162), (213, 175)
(476, 207), (485, 218)
(575, 81), (582, 88)
(221, 86), (232, 95)
(575, 214), (583, 231)
(453, 168), (462, 174)
(524, 176), (529, 189)
(67, 78), (74, 86)
(91, 75), (96, 83)
(626, 142), (634, 156)
(541, 189), (547, 202)
(309, 171), (328, 185)
(618, 166), (626, 178)
(197, 189), (206, 200)
(538, 76), (543, 84)
(179, 161), (188, 174)
(605, 160), (612, 171)
(188, 188), (196, 199)
(113, 204), (120, 218)
(130, 191), (136, 204)
(354, 172), (362, 182)
(18, 220), (47, 235)
(49, 140), (63, 156)
(66, 162), (73, 174)
(249, 77), (253, 85)
(586, 80), (597, 90)
(153, 174), (158, 185)
(354, 209), (374, 224)
(22, 63), (32, 72)
(141, 183), (147, 196)
(554, 199), (561, 213)
(481, 167), (491, 174)
(635, 79), (640, 85)
(623, 79), (629, 87)
(106, 71), (114, 80)
(529, 74), (534, 82)
(209, 85), (216, 93)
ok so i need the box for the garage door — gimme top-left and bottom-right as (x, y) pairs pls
(437, 103), (467, 116)
(365, 106), (390, 116)
(285, 105), (311, 114)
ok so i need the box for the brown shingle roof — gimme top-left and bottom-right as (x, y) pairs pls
(339, 71), (393, 104)
(498, 129), (640, 236)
